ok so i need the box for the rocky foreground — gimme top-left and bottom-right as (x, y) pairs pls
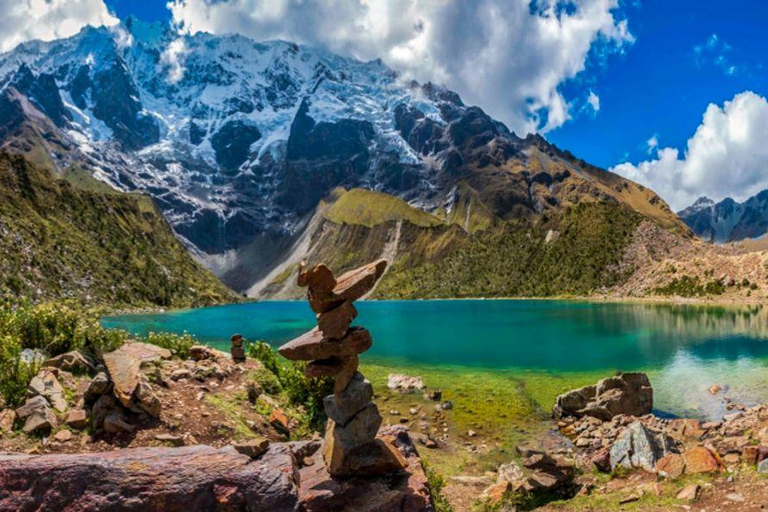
(0, 338), (433, 511)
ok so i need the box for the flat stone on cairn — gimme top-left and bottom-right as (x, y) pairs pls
(278, 259), (405, 478)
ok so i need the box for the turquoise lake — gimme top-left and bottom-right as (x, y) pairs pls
(103, 300), (768, 420)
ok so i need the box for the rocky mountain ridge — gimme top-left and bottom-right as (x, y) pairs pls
(0, 18), (686, 296)
(679, 192), (768, 243)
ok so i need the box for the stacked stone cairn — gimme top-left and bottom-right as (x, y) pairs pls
(278, 259), (406, 478)
(230, 334), (246, 363)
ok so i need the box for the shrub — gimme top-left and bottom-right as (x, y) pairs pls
(247, 339), (333, 431)
(424, 462), (454, 512)
(0, 334), (40, 407)
(145, 332), (196, 359)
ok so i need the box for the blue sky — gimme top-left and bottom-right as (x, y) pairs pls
(4, 0), (767, 209)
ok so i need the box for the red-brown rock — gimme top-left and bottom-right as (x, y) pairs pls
(305, 357), (347, 378)
(332, 259), (387, 303)
(317, 301), (357, 340)
(302, 264), (337, 292)
(682, 446), (722, 474)
(300, 426), (429, 511)
(278, 327), (372, 361)
(656, 453), (685, 479)
(0, 444), (299, 511)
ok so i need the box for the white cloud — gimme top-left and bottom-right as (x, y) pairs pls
(159, 38), (189, 83)
(167, 0), (633, 135)
(587, 90), (601, 113)
(694, 33), (737, 76)
(646, 134), (658, 153)
(612, 92), (768, 211)
(0, 0), (118, 53)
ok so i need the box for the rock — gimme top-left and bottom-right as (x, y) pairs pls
(742, 445), (759, 464)
(333, 259), (387, 302)
(246, 382), (262, 403)
(591, 448), (611, 473)
(233, 438), (270, 459)
(170, 368), (192, 381)
(300, 263), (337, 292)
(323, 372), (373, 426)
(15, 395), (51, 420)
(84, 372), (112, 403)
(278, 327), (372, 361)
(155, 433), (185, 446)
(22, 409), (58, 435)
(0, 444), (300, 511)
(134, 375), (161, 417)
(417, 435), (438, 449)
(65, 409), (88, 430)
(708, 384), (723, 395)
(102, 351), (141, 409)
(757, 458), (768, 474)
(0, 409), (17, 434)
(326, 403), (382, 450)
(317, 300), (358, 340)
(610, 421), (677, 472)
(468, 430), (477, 437)
(387, 374), (425, 392)
(723, 411), (743, 422)
(117, 341), (173, 363)
(618, 494), (640, 505)
(682, 446), (721, 474)
(190, 345), (215, 361)
(553, 372), (653, 420)
(103, 411), (136, 434)
(333, 355), (359, 394)
(299, 426), (429, 511)
(27, 370), (68, 412)
(676, 484), (700, 501)
(45, 351), (96, 373)
(270, 408), (290, 434)
(656, 453), (685, 479)
(497, 461), (525, 484)
(424, 389), (443, 402)
(231, 346), (246, 362)
(305, 356), (348, 377)
(54, 430), (73, 443)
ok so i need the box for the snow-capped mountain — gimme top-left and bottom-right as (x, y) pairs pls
(679, 192), (768, 243)
(0, 18), (684, 293)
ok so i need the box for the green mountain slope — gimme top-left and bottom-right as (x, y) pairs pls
(257, 187), (644, 299)
(0, 153), (236, 307)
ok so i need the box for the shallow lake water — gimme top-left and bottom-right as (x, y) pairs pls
(103, 300), (768, 420)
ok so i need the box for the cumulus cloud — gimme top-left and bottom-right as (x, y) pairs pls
(612, 92), (768, 211)
(0, 0), (118, 53)
(159, 38), (189, 83)
(167, 0), (633, 134)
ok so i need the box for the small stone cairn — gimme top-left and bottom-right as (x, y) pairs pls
(230, 334), (246, 363)
(278, 259), (406, 478)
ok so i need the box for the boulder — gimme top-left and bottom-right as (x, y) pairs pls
(84, 372), (112, 403)
(323, 372), (373, 426)
(0, 409), (17, 434)
(116, 342), (172, 363)
(278, 327), (372, 361)
(610, 421), (677, 472)
(103, 351), (141, 409)
(387, 374), (425, 393)
(300, 426), (425, 510)
(682, 446), (722, 474)
(234, 438), (271, 459)
(553, 373), (653, 420)
(306, 260), (387, 314)
(676, 484), (700, 501)
(27, 369), (68, 412)
(656, 453), (685, 478)
(23, 410), (58, 435)
(103, 411), (135, 434)
(758, 458), (768, 474)
(65, 409), (89, 430)
(54, 430), (73, 443)
(134, 375), (162, 417)
(45, 351), (96, 373)
(0, 444), (300, 511)
(15, 395), (51, 420)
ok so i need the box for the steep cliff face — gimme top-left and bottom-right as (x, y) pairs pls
(0, 19), (686, 295)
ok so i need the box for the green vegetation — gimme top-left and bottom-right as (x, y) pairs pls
(653, 275), (726, 297)
(376, 202), (643, 298)
(424, 462), (454, 512)
(0, 153), (235, 307)
(324, 188), (444, 228)
(247, 340), (334, 431)
(0, 301), (198, 407)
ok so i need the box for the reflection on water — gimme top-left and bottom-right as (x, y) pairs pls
(102, 300), (768, 420)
